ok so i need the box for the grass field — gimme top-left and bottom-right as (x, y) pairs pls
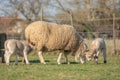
(0, 53), (120, 80)
(0, 39), (120, 80)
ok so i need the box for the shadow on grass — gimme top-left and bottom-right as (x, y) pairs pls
(29, 60), (78, 65)
(9, 60), (106, 65)
(30, 59), (50, 64)
(60, 62), (80, 65)
(9, 59), (50, 65)
(70, 62), (80, 64)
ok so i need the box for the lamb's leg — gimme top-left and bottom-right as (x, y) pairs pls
(38, 51), (46, 64)
(14, 55), (19, 65)
(4, 52), (11, 65)
(23, 51), (30, 64)
(22, 57), (26, 64)
(103, 48), (107, 63)
(64, 53), (70, 64)
(57, 52), (63, 64)
(94, 51), (99, 64)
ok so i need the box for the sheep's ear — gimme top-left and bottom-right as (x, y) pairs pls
(85, 50), (89, 52)
(84, 52), (88, 55)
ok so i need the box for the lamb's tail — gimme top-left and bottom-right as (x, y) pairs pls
(102, 35), (106, 40)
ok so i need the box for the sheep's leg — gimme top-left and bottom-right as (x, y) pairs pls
(75, 54), (80, 62)
(14, 55), (19, 65)
(80, 56), (85, 64)
(38, 51), (46, 64)
(57, 52), (63, 64)
(4, 52), (11, 65)
(64, 53), (70, 64)
(23, 51), (30, 64)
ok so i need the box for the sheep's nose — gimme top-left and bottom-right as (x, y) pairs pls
(87, 58), (91, 61)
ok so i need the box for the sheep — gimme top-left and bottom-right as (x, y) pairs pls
(4, 39), (32, 65)
(57, 40), (88, 64)
(85, 38), (107, 64)
(25, 21), (86, 64)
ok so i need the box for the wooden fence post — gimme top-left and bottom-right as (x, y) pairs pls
(0, 33), (6, 63)
(69, 10), (73, 26)
(41, 8), (43, 21)
(113, 13), (116, 55)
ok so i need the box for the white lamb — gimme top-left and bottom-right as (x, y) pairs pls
(4, 39), (32, 65)
(85, 38), (107, 64)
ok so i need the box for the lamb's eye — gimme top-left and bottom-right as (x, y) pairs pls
(94, 56), (98, 59)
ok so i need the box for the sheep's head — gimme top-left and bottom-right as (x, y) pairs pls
(85, 51), (93, 61)
(28, 42), (36, 50)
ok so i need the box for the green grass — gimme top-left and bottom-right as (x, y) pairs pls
(0, 53), (120, 80)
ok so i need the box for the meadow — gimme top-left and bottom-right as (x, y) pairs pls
(0, 39), (120, 80)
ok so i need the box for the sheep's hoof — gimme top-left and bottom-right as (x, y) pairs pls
(81, 61), (85, 64)
(81, 62), (85, 64)
(41, 62), (46, 64)
(26, 63), (30, 65)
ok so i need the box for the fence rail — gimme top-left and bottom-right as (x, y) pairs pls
(0, 13), (120, 55)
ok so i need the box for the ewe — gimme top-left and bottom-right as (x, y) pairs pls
(25, 21), (87, 64)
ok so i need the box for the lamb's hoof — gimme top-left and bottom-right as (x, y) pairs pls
(96, 62), (98, 64)
(6, 63), (10, 65)
(94, 61), (98, 64)
(68, 62), (70, 64)
(104, 61), (107, 63)
(14, 63), (18, 65)
(2, 61), (5, 63)
(57, 63), (61, 65)
(22, 62), (26, 64)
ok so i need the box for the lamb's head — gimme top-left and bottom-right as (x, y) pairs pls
(85, 50), (98, 64)
(93, 54), (98, 64)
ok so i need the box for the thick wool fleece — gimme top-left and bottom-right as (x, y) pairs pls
(25, 21), (82, 55)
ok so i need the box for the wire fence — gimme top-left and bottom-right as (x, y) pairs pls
(0, 12), (120, 55)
